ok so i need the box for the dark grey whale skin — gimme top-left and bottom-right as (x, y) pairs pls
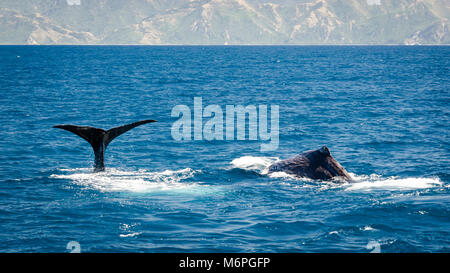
(53, 119), (156, 172)
(268, 146), (352, 181)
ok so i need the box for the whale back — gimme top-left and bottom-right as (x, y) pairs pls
(268, 146), (352, 181)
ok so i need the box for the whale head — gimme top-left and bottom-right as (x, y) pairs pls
(320, 147), (352, 180)
(319, 145), (331, 156)
(301, 146), (352, 180)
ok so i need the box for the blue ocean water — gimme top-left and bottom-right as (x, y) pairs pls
(0, 46), (448, 253)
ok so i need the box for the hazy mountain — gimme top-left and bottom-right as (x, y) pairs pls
(0, 0), (448, 44)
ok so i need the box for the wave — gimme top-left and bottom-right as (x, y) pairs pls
(50, 167), (216, 194)
(345, 174), (442, 191)
(230, 156), (443, 191)
(230, 156), (279, 175)
(51, 157), (443, 194)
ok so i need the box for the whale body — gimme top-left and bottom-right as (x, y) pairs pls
(267, 146), (352, 181)
(53, 119), (156, 172)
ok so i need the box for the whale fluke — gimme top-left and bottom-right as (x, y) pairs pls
(53, 119), (156, 172)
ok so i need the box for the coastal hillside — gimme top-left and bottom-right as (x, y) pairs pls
(0, 0), (448, 44)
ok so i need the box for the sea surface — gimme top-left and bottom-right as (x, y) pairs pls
(0, 46), (448, 252)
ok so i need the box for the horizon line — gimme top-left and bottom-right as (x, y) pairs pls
(1, 44), (449, 46)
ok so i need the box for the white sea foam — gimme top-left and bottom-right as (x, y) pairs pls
(361, 226), (377, 231)
(345, 174), (442, 191)
(119, 232), (142, 238)
(230, 156), (279, 174)
(50, 167), (214, 194)
(230, 156), (443, 191)
(267, 171), (300, 179)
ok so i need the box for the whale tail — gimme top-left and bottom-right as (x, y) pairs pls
(53, 119), (157, 172)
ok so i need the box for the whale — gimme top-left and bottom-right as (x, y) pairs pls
(267, 146), (352, 181)
(53, 119), (156, 172)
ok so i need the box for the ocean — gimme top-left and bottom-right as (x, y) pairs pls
(0, 45), (448, 252)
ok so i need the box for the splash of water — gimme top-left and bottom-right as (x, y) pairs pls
(230, 156), (279, 174)
(50, 167), (217, 194)
(345, 174), (442, 191)
(230, 156), (443, 191)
